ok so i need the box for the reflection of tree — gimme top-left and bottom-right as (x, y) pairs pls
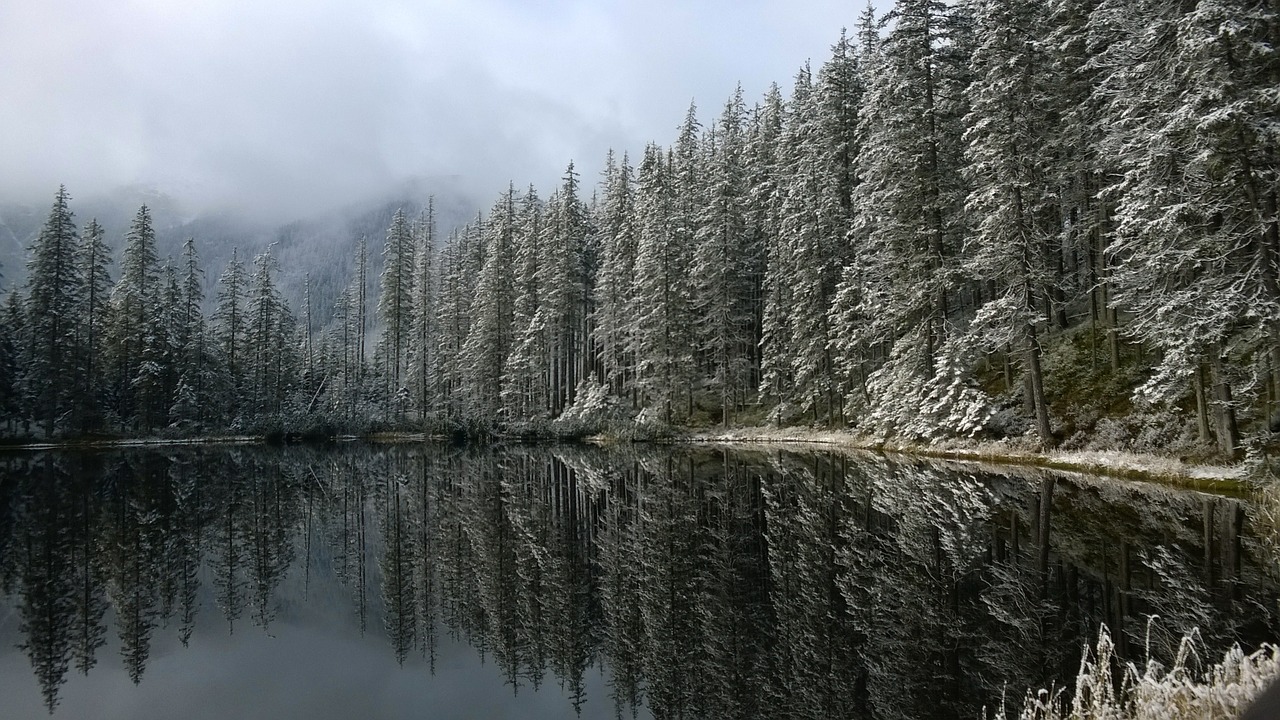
(70, 457), (108, 672)
(598, 458), (647, 718)
(210, 456), (246, 633)
(246, 458), (296, 630)
(380, 469), (417, 665)
(2, 443), (1279, 720)
(762, 452), (862, 719)
(413, 453), (440, 671)
(15, 456), (75, 713)
(166, 454), (203, 647)
(102, 456), (162, 685)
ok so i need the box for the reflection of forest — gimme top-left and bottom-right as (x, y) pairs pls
(0, 446), (1276, 718)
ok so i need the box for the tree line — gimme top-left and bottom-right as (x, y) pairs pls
(3, 0), (1277, 454)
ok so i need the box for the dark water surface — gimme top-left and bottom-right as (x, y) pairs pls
(0, 444), (1277, 719)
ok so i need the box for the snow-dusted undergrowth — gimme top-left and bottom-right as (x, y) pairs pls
(687, 426), (1245, 484)
(997, 627), (1280, 719)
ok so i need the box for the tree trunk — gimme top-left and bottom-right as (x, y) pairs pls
(1209, 352), (1240, 459)
(1194, 362), (1212, 445)
(1026, 324), (1054, 448)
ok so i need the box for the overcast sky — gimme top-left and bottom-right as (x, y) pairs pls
(0, 0), (880, 220)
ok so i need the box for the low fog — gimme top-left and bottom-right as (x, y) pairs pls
(1, 0), (866, 222)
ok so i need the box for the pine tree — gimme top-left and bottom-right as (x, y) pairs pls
(377, 209), (417, 419)
(594, 151), (639, 399)
(538, 165), (592, 416)
(849, 0), (971, 433)
(107, 205), (162, 430)
(1098, 0), (1280, 457)
(753, 83), (792, 409)
(77, 219), (113, 430)
(170, 239), (208, 428)
(24, 186), (82, 436)
(407, 202), (439, 421)
(0, 292), (24, 432)
(633, 145), (693, 424)
(502, 187), (550, 421)
(962, 0), (1057, 446)
(783, 34), (862, 425)
(462, 186), (518, 419)
(435, 222), (483, 419)
(212, 249), (247, 425)
(244, 248), (296, 421)
(692, 88), (752, 425)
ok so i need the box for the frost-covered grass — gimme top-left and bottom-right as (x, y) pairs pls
(996, 627), (1280, 720)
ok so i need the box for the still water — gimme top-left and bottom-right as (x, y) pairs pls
(0, 444), (1276, 719)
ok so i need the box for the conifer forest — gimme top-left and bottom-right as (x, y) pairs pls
(3, 0), (1279, 461)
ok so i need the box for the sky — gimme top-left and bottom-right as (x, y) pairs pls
(0, 0), (879, 221)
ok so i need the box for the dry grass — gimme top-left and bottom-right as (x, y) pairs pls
(995, 626), (1280, 719)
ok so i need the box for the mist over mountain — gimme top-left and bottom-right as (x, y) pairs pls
(0, 177), (478, 322)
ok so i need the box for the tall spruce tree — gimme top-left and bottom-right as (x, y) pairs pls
(24, 186), (82, 436)
(212, 249), (247, 424)
(692, 88), (752, 425)
(962, 0), (1057, 446)
(849, 0), (971, 434)
(107, 205), (162, 429)
(632, 145), (693, 423)
(377, 209), (417, 418)
(594, 151), (639, 400)
(77, 219), (113, 430)
(462, 187), (518, 419)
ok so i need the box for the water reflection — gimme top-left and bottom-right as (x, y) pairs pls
(0, 445), (1276, 718)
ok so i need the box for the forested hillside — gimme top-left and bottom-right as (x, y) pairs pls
(1, 0), (1276, 459)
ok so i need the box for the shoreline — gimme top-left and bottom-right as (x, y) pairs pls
(677, 426), (1255, 494)
(0, 427), (1261, 494)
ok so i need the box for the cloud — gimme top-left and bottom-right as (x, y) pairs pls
(0, 0), (870, 220)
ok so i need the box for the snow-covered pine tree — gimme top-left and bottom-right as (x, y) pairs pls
(830, 8), (881, 420)
(435, 219), (483, 419)
(692, 88), (752, 426)
(538, 165), (591, 417)
(594, 151), (638, 400)
(633, 144), (694, 424)
(788, 34), (862, 425)
(407, 201), (439, 421)
(23, 186), (82, 436)
(244, 247), (297, 421)
(170, 237), (210, 429)
(1099, 0), (1280, 457)
(759, 69), (811, 418)
(0, 292), (23, 432)
(461, 186), (517, 419)
(962, 0), (1057, 446)
(76, 218), (113, 430)
(850, 0), (971, 435)
(1041, 0), (1116, 372)
(502, 187), (550, 421)
(376, 208), (417, 420)
(751, 83), (791, 411)
(106, 205), (162, 430)
(212, 249), (247, 425)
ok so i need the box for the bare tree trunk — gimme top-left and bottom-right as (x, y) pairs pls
(1026, 324), (1054, 448)
(1209, 351), (1240, 459)
(1195, 362), (1212, 445)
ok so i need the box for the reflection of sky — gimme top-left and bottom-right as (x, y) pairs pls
(0, 609), (622, 720)
(0, 536), (633, 720)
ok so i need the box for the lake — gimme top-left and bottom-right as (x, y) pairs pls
(0, 443), (1276, 719)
